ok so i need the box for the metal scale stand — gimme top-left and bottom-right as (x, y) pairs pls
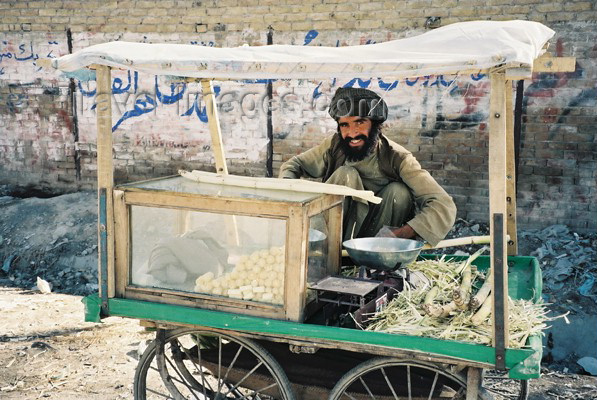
(310, 266), (408, 327)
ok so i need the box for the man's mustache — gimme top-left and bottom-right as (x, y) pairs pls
(343, 134), (368, 142)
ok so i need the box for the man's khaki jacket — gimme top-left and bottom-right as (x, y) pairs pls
(279, 133), (457, 246)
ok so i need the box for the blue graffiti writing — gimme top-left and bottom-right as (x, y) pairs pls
(378, 78), (399, 91)
(190, 41), (215, 47)
(78, 81), (97, 97)
(155, 77), (186, 104)
(14, 43), (38, 62)
(0, 51), (12, 62)
(0, 67), (4, 75)
(181, 86), (221, 123)
(405, 77), (420, 87)
(0, 40), (59, 68)
(112, 94), (156, 132)
(242, 79), (273, 84)
(343, 78), (372, 88)
(304, 30), (318, 45)
(78, 71), (139, 97)
(471, 73), (486, 81)
(313, 82), (323, 99)
(112, 70), (137, 95)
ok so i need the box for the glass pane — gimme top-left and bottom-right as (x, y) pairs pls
(307, 213), (329, 284)
(122, 176), (320, 203)
(130, 205), (286, 305)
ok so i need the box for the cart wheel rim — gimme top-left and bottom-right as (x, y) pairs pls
(134, 328), (295, 400)
(328, 357), (469, 400)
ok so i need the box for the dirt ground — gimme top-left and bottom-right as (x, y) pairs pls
(0, 287), (153, 399)
(1, 287), (596, 400)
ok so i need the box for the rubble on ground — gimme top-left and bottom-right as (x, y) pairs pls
(0, 187), (98, 296)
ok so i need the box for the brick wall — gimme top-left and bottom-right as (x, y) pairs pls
(0, 1), (595, 233)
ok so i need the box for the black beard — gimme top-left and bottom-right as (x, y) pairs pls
(338, 127), (379, 162)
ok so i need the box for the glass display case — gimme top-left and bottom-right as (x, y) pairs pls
(111, 176), (343, 321)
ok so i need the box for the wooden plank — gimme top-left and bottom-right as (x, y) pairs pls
(113, 190), (129, 297)
(200, 79), (228, 174)
(503, 56), (575, 79)
(533, 54), (576, 73)
(125, 289), (286, 319)
(505, 81), (518, 256)
(466, 368), (482, 400)
(146, 322), (493, 370)
(181, 170), (381, 205)
(305, 193), (343, 218)
(95, 65), (115, 299)
(123, 190), (292, 217)
(285, 206), (308, 321)
(326, 202), (343, 277)
(505, 67), (532, 80)
(488, 72), (509, 348)
(106, 296), (536, 369)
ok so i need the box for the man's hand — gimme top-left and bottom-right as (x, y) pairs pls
(391, 224), (416, 239)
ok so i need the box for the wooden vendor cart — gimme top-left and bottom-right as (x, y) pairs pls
(44, 20), (575, 399)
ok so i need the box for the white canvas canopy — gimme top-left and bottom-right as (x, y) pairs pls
(52, 20), (554, 79)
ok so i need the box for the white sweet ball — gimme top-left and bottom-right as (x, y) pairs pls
(259, 249), (270, 258)
(262, 293), (273, 301)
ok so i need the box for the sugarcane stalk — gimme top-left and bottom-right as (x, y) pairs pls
(425, 301), (458, 318)
(453, 247), (487, 309)
(470, 275), (492, 310)
(453, 268), (472, 309)
(424, 286), (439, 305)
(365, 257), (556, 349)
(421, 286), (439, 315)
(471, 295), (492, 325)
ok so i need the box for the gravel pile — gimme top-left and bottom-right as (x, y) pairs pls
(0, 188), (98, 296)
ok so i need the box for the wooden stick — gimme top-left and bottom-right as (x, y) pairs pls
(488, 71), (509, 347)
(505, 80), (518, 256)
(95, 65), (115, 299)
(180, 169), (382, 204)
(422, 235), (492, 250)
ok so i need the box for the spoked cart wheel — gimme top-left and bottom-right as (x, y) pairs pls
(134, 327), (295, 400)
(328, 357), (493, 400)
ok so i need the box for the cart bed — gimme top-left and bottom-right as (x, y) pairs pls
(83, 254), (542, 379)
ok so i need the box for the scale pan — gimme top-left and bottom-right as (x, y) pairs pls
(342, 237), (424, 270)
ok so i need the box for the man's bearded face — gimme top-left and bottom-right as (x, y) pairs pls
(337, 116), (379, 162)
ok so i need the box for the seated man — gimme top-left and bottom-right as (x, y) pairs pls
(279, 87), (456, 246)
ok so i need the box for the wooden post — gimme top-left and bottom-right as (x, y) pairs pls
(489, 72), (509, 349)
(466, 368), (482, 400)
(201, 79), (228, 174)
(95, 65), (115, 299)
(505, 81), (518, 256)
(285, 206), (308, 321)
(200, 79), (239, 245)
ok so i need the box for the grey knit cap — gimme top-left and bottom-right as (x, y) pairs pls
(328, 87), (388, 122)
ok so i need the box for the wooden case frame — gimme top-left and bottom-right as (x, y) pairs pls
(112, 182), (343, 322)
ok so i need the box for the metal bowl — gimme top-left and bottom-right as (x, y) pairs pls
(342, 237), (424, 270)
